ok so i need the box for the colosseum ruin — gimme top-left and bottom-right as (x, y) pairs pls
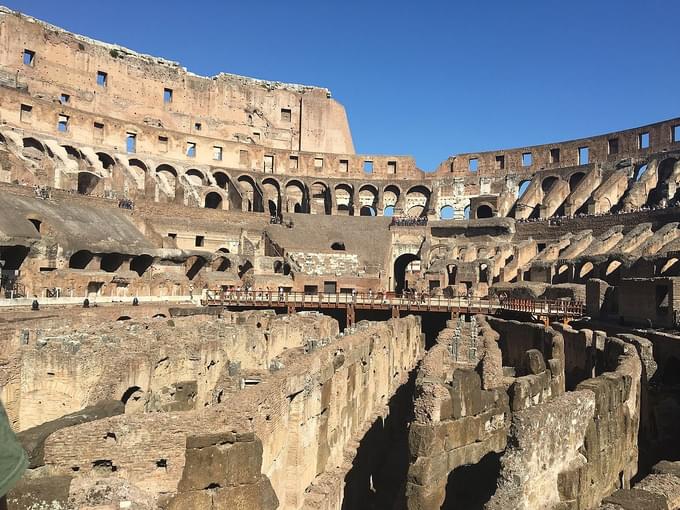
(1, 5), (680, 510)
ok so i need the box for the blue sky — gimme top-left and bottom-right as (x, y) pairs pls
(7, 0), (680, 171)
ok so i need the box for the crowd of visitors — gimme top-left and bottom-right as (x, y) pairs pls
(390, 216), (428, 227)
(118, 198), (134, 210)
(33, 185), (50, 199)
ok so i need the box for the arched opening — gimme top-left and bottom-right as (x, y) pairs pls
(406, 205), (425, 217)
(185, 256), (206, 280)
(213, 257), (231, 272)
(479, 263), (489, 282)
(553, 264), (570, 284)
(213, 172), (229, 189)
(383, 205), (395, 217)
(28, 218), (41, 233)
(476, 204), (493, 219)
(517, 180), (531, 198)
(262, 179), (281, 217)
(286, 180), (308, 213)
(331, 242), (346, 251)
(130, 255), (153, 276)
(440, 205), (455, 220)
(23, 137), (44, 153)
(358, 184), (378, 215)
(405, 185), (431, 217)
(383, 185), (400, 215)
(360, 206), (376, 216)
(447, 264), (457, 285)
(63, 145), (82, 160)
(77, 172), (100, 195)
(121, 386), (142, 404)
(100, 253), (124, 272)
(238, 260), (253, 278)
(606, 260), (622, 276)
(569, 172), (586, 192)
(463, 205), (471, 220)
(334, 184), (353, 215)
(185, 169), (206, 186)
(311, 182), (331, 215)
(542, 176), (558, 193)
(394, 253), (420, 294)
(96, 152), (116, 170)
(117, 316), (132, 321)
(237, 176), (263, 212)
(204, 192), (223, 209)
(635, 164), (648, 182)
(69, 250), (93, 269)
(660, 258), (679, 275)
(156, 165), (178, 201)
(579, 261), (594, 280)
(0, 246), (29, 271)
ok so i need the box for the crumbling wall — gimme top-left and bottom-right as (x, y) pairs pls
(30, 316), (422, 509)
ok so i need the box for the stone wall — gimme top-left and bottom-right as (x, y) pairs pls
(26, 315), (423, 509)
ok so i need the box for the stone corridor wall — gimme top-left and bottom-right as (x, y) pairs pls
(26, 315), (423, 509)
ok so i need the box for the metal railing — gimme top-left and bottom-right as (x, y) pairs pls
(204, 291), (585, 317)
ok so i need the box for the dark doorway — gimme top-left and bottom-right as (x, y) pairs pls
(394, 254), (420, 294)
(441, 451), (502, 509)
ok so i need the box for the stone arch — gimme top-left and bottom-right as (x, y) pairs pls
(185, 255), (207, 280)
(237, 175), (263, 212)
(69, 250), (93, 269)
(578, 261), (594, 280)
(156, 164), (178, 202)
(96, 152), (116, 171)
(440, 205), (455, 219)
(553, 263), (570, 284)
(405, 185), (431, 217)
(100, 253), (124, 272)
(659, 257), (679, 275)
(383, 185), (401, 211)
(335, 183), (354, 215)
(476, 204), (494, 219)
(212, 256), (231, 272)
(285, 179), (309, 213)
(394, 253), (420, 294)
(311, 181), (332, 215)
(62, 145), (83, 160)
(542, 175), (559, 193)
(204, 191), (224, 209)
(185, 168), (207, 186)
(213, 171), (229, 190)
(517, 179), (531, 198)
(262, 178), (282, 217)
(23, 137), (45, 153)
(635, 163), (648, 182)
(358, 184), (378, 214)
(569, 172), (586, 192)
(77, 171), (100, 195)
(130, 254), (154, 276)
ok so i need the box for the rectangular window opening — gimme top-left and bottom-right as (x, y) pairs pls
(364, 160), (373, 173)
(60, 93), (70, 104)
(158, 135), (168, 152)
(578, 147), (589, 165)
(23, 49), (35, 66)
(339, 159), (348, 173)
(608, 138), (619, 155)
(550, 148), (560, 164)
(239, 150), (249, 166)
(495, 155), (505, 170)
(673, 125), (680, 143)
(468, 158), (478, 172)
(126, 132), (137, 153)
(521, 152), (532, 167)
(314, 157), (324, 169)
(639, 132), (650, 149)
(263, 155), (274, 173)
(213, 146), (222, 161)
(20, 104), (32, 123)
(289, 155), (299, 170)
(57, 114), (69, 132)
(387, 161), (397, 174)
(194, 122), (201, 131)
(186, 142), (196, 158)
(93, 122), (104, 139)
(252, 132), (261, 142)
(163, 88), (173, 103)
(96, 71), (108, 87)
(168, 232), (177, 239)
(195, 235), (205, 247)
(281, 108), (291, 122)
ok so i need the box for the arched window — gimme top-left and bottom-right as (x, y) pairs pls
(440, 205), (455, 220)
(463, 205), (471, 219)
(383, 205), (395, 217)
(331, 242), (346, 251)
(476, 205), (493, 219)
(204, 192), (223, 209)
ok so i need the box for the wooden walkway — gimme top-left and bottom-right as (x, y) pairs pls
(204, 291), (585, 326)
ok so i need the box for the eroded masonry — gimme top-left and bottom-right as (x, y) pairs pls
(2, 6), (680, 510)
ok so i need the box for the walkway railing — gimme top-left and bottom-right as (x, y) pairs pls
(203, 291), (585, 318)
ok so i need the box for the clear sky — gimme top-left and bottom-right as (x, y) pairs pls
(6, 0), (680, 171)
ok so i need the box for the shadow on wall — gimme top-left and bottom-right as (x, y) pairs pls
(441, 451), (502, 510)
(341, 369), (417, 510)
